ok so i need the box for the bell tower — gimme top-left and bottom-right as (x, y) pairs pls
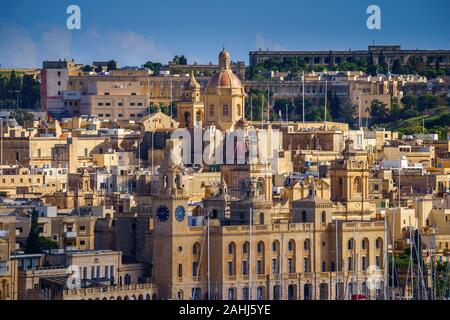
(177, 70), (204, 128)
(330, 139), (373, 217)
(152, 138), (190, 299)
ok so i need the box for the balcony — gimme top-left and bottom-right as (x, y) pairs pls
(65, 231), (78, 239)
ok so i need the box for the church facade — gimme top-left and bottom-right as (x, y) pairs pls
(146, 49), (386, 300)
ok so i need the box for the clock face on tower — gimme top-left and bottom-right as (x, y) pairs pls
(156, 205), (170, 222)
(175, 205), (186, 222)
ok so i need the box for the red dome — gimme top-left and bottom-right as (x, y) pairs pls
(207, 70), (242, 89)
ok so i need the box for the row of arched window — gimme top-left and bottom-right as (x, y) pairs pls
(190, 237), (382, 257)
(225, 240), (303, 256)
(347, 238), (383, 250)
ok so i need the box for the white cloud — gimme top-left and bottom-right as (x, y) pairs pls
(41, 26), (72, 61)
(0, 22), (173, 68)
(0, 23), (38, 68)
(255, 34), (287, 51)
(100, 30), (172, 66)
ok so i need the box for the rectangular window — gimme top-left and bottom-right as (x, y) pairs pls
(242, 261), (248, 275)
(257, 260), (263, 274)
(243, 288), (249, 300)
(288, 258), (293, 274)
(192, 262), (198, 277)
(272, 259), (279, 274)
(110, 266), (114, 279)
(96, 266), (100, 280)
(362, 256), (366, 271)
(303, 258), (308, 272)
(228, 261), (234, 276)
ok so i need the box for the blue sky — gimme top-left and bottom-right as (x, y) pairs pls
(1, 0), (449, 68)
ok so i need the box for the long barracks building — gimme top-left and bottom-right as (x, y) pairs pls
(249, 45), (450, 67)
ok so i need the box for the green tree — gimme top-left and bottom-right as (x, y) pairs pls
(107, 60), (118, 71)
(341, 103), (358, 129)
(293, 96), (312, 121)
(21, 75), (40, 109)
(8, 70), (22, 92)
(406, 56), (425, 74)
(0, 77), (7, 107)
(378, 50), (388, 73)
(95, 65), (103, 73)
(82, 65), (93, 72)
(367, 51), (378, 76)
(392, 59), (402, 74)
(305, 105), (332, 122)
(417, 94), (438, 111)
(172, 55), (187, 65)
(245, 89), (272, 121)
(329, 91), (342, 120)
(39, 237), (59, 250)
(273, 98), (295, 121)
(370, 100), (390, 124)
(390, 99), (403, 122)
(143, 61), (164, 74)
(25, 208), (42, 254)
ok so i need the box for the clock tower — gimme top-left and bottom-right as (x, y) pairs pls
(152, 138), (190, 299)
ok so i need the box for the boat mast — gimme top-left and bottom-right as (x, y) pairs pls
(249, 190), (253, 300)
(302, 70), (305, 123)
(335, 219), (339, 300)
(384, 212), (388, 300)
(207, 213), (211, 300)
(280, 233), (284, 300)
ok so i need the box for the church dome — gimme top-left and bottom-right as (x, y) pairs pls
(206, 48), (242, 90)
(207, 70), (242, 89)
